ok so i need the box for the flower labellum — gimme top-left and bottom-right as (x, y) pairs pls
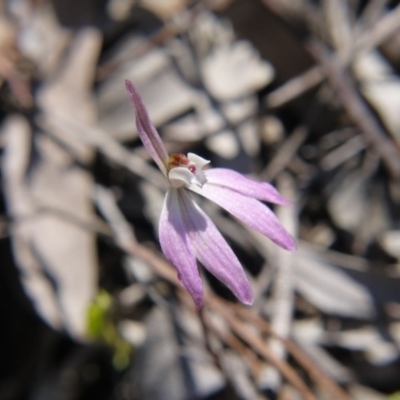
(125, 80), (296, 308)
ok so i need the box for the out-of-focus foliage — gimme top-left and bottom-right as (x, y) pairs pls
(87, 290), (132, 370)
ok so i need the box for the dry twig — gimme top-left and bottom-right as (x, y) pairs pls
(265, 3), (400, 108)
(307, 39), (400, 179)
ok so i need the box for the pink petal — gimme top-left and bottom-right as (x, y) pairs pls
(179, 190), (253, 305)
(159, 188), (204, 308)
(190, 184), (296, 251)
(125, 80), (169, 175)
(205, 168), (291, 204)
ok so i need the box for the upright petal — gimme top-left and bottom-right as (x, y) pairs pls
(159, 188), (204, 307)
(190, 184), (296, 251)
(179, 190), (253, 305)
(125, 80), (169, 175)
(205, 168), (290, 204)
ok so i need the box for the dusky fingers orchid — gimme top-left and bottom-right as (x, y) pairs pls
(125, 79), (296, 308)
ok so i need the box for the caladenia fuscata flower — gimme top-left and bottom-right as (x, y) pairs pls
(125, 80), (296, 308)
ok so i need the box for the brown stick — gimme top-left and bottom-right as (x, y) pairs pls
(307, 39), (400, 179)
(233, 304), (352, 400)
(208, 295), (317, 400)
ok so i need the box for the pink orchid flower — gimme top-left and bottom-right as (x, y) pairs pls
(125, 80), (296, 308)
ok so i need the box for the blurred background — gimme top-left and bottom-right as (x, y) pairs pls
(2, 0), (400, 399)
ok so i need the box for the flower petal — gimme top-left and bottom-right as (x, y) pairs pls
(179, 190), (253, 305)
(190, 184), (296, 251)
(168, 167), (193, 188)
(187, 153), (209, 186)
(125, 80), (169, 175)
(159, 188), (204, 308)
(187, 153), (210, 168)
(205, 168), (291, 204)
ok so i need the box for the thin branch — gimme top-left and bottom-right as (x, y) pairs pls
(233, 305), (352, 400)
(208, 295), (317, 400)
(266, 174), (298, 389)
(356, 3), (400, 51)
(307, 39), (400, 178)
(203, 310), (263, 380)
(265, 4), (400, 108)
(266, 66), (324, 108)
(261, 126), (308, 181)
